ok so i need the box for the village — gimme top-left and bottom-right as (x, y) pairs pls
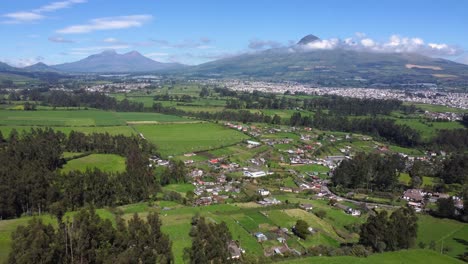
(145, 120), (462, 258)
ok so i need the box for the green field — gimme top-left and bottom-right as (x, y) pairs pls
(281, 249), (463, 264)
(395, 119), (465, 139)
(134, 123), (250, 156)
(411, 103), (468, 114)
(0, 125), (135, 137)
(0, 109), (191, 127)
(416, 215), (468, 259)
(61, 154), (126, 173)
(399, 173), (438, 187)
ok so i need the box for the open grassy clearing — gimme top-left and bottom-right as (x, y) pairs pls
(163, 183), (195, 196)
(134, 123), (250, 157)
(399, 173), (438, 186)
(416, 215), (468, 259)
(395, 119), (465, 139)
(61, 153), (126, 173)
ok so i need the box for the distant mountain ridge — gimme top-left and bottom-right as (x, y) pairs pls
(176, 34), (468, 88)
(24, 62), (60, 72)
(52, 50), (185, 73)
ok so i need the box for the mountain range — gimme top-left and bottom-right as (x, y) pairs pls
(179, 35), (468, 87)
(1, 34), (468, 88)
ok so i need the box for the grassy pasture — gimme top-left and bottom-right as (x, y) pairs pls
(61, 154), (126, 173)
(134, 123), (250, 157)
(416, 215), (468, 259)
(0, 125), (135, 137)
(395, 118), (465, 139)
(0, 109), (191, 127)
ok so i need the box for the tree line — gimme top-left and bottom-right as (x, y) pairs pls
(8, 208), (173, 264)
(0, 128), (157, 219)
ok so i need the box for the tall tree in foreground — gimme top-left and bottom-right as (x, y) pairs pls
(359, 206), (417, 252)
(187, 216), (232, 264)
(8, 218), (58, 264)
(8, 208), (173, 264)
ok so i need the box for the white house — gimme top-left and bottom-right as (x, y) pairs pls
(258, 189), (270, 196)
(243, 171), (267, 178)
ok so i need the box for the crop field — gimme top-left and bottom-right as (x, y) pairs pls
(61, 154), (126, 173)
(0, 125), (135, 137)
(0, 110), (192, 127)
(0, 200), (465, 264)
(133, 123), (250, 156)
(281, 249), (464, 264)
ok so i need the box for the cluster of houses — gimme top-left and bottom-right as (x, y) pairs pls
(190, 169), (242, 206)
(402, 188), (463, 213)
(424, 111), (463, 121)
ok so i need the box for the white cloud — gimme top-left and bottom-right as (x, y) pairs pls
(296, 33), (463, 57)
(2, 0), (86, 23)
(56, 15), (152, 34)
(3, 12), (45, 23)
(248, 39), (282, 50)
(103, 37), (119, 43)
(2, 56), (46, 67)
(360, 38), (375, 47)
(34, 0), (86, 13)
(303, 38), (339, 50)
(48, 36), (75, 43)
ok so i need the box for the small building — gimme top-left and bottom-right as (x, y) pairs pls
(299, 203), (313, 211)
(254, 232), (268, 242)
(244, 170), (267, 178)
(403, 189), (424, 202)
(258, 189), (270, 196)
(247, 140), (261, 148)
(277, 237), (286, 243)
(227, 241), (244, 259)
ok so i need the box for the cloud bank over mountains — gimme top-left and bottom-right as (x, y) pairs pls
(293, 33), (463, 58)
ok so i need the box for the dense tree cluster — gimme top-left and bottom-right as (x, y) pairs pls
(8, 208), (173, 264)
(0, 128), (157, 219)
(291, 112), (421, 147)
(432, 129), (468, 152)
(46, 90), (144, 111)
(186, 215), (232, 264)
(436, 154), (468, 185)
(302, 96), (415, 116)
(332, 152), (405, 191)
(359, 206), (418, 252)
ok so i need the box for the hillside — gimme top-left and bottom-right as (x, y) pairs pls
(53, 50), (185, 73)
(178, 39), (468, 88)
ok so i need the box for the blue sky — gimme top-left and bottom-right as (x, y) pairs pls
(1, 0), (467, 66)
